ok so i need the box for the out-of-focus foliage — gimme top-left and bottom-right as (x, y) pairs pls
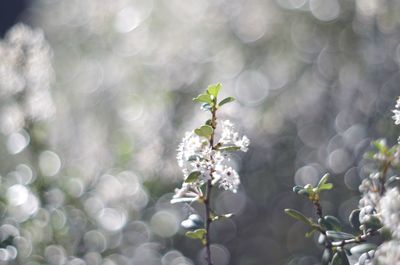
(0, 0), (399, 264)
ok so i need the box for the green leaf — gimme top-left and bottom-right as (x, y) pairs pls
(319, 183), (333, 191)
(185, 229), (206, 240)
(206, 83), (221, 98)
(331, 251), (350, 265)
(218, 97), (235, 107)
(284, 209), (312, 225)
(324, 215), (342, 231)
(372, 139), (387, 153)
(363, 215), (382, 230)
(305, 229), (316, 238)
(350, 243), (377, 255)
(321, 248), (333, 265)
(218, 146), (241, 152)
(317, 174), (333, 191)
(293, 186), (304, 194)
(349, 209), (361, 230)
(201, 103), (212, 111)
(193, 94), (213, 104)
(194, 125), (213, 138)
(318, 173), (329, 187)
(185, 171), (201, 183)
(326, 231), (354, 240)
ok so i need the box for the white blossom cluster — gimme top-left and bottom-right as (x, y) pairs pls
(373, 241), (400, 265)
(172, 120), (249, 203)
(392, 97), (400, 126)
(358, 176), (382, 225)
(0, 23), (55, 126)
(370, 97), (400, 265)
(379, 187), (400, 238)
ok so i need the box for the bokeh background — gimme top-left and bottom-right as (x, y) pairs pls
(1, 0), (400, 264)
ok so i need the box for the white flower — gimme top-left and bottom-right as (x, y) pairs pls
(176, 132), (211, 170)
(170, 183), (203, 204)
(373, 240), (400, 265)
(212, 165), (240, 193)
(392, 97), (400, 125)
(219, 120), (250, 152)
(379, 187), (400, 239)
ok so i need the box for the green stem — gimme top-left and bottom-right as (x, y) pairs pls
(204, 104), (217, 265)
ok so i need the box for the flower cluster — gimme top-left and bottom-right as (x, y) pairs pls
(172, 119), (249, 203)
(392, 97), (400, 126)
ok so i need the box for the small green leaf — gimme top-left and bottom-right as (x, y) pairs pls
(218, 97), (235, 107)
(185, 171), (201, 183)
(349, 209), (361, 230)
(194, 125), (213, 138)
(363, 215), (382, 230)
(293, 186), (304, 194)
(331, 251), (350, 265)
(201, 103), (212, 111)
(319, 183), (333, 191)
(305, 229), (316, 238)
(185, 229), (206, 240)
(284, 209), (312, 225)
(324, 215), (342, 231)
(218, 146), (241, 152)
(317, 174), (333, 191)
(326, 231), (354, 240)
(206, 83), (221, 98)
(321, 248), (333, 265)
(317, 173), (329, 187)
(372, 139), (388, 153)
(193, 94), (213, 104)
(350, 243), (377, 255)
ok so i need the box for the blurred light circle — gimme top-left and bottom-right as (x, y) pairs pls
(51, 209), (67, 229)
(13, 236), (32, 258)
(7, 184), (29, 206)
(39, 150), (61, 177)
(215, 190), (246, 215)
(84, 252), (102, 265)
(170, 257), (193, 265)
(0, 249), (9, 261)
(84, 231), (107, 253)
(344, 167), (361, 191)
(162, 250), (183, 265)
(16, 164), (34, 184)
(125, 221), (151, 245)
(6, 246), (17, 260)
(84, 196), (105, 217)
(232, 4), (268, 43)
(309, 0), (340, 22)
(235, 70), (269, 106)
(327, 148), (353, 174)
(45, 245), (67, 265)
(6, 130), (30, 154)
(66, 178), (84, 198)
(114, 0), (153, 33)
(150, 211), (179, 237)
(114, 7), (141, 33)
(198, 244), (230, 265)
(97, 208), (127, 232)
(294, 165), (319, 186)
(67, 258), (86, 265)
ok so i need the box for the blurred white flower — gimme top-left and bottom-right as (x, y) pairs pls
(219, 120), (250, 152)
(392, 97), (400, 125)
(373, 240), (400, 265)
(212, 165), (240, 193)
(379, 187), (400, 239)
